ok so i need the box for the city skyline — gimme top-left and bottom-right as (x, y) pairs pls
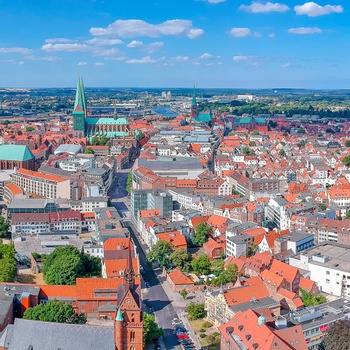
(0, 0), (349, 88)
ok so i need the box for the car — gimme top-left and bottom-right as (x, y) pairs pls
(145, 281), (151, 288)
(140, 266), (145, 274)
(173, 324), (185, 330)
(172, 318), (181, 324)
(174, 328), (187, 334)
(177, 334), (189, 340)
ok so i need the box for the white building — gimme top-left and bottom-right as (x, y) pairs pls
(226, 234), (252, 258)
(289, 242), (350, 297)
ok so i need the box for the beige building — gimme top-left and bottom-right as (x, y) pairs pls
(12, 168), (71, 199)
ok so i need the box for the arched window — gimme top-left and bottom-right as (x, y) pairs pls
(130, 331), (135, 342)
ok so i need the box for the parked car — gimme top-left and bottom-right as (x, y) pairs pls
(145, 281), (151, 288)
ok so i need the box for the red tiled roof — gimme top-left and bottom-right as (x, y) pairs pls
(168, 269), (194, 286)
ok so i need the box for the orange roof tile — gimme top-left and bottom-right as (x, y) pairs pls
(5, 183), (23, 195)
(168, 269), (194, 286)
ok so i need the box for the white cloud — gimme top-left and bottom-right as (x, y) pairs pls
(281, 62), (290, 68)
(126, 56), (157, 64)
(93, 48), (120, 57)
(206, 63), (214, 66)
(25, 55), (61, 61)
(187, 28), (204, 39)
(90, 19), (204, 40)
(240, 2), (290, 13)
(207, 0), (226, 3)
(199, 53), (213, 60)
(288, 27), (322, 34)
(95, 62), (104, 66)
(85, 38), (123, 46)
(254, 32), (262, 38)
(233, 55), (254, 61)
(230, 28), (251, 37)
(269, 33), (276, 38)
(19, 61), (24, 65)
(0, 47), (33, 55)
(3, 59), (15, 64)
(192, 61), (200, 65)
(45, 38), (74, 43)
(146, 42), (164, 53)
(127, 40), (143, 48)
(42, 43), (91, 52)
(295, 2), (343, 17)
(173, 56), (190, 61)
(78, 61), (88, 66)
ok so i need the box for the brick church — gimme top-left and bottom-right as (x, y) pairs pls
(0, 240), (144, 350)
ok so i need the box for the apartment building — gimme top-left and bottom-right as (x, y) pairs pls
(12, 168), (71, 199)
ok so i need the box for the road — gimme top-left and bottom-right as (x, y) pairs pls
(109, 171), (182, 350)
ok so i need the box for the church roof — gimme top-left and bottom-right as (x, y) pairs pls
(5, 318), (114, 350)
(116, 308), (124, 321)
(0, 145), (34, 161)
(85, 117), (129, 125)
(73, 77), (87, 115)
(195, 113), (211, 122)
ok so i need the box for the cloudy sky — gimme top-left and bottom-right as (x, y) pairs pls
(0, 0), (348, 88)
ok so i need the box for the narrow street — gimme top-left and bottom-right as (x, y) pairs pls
(110, 170), (183, 350)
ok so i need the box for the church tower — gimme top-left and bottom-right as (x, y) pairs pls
(72, 76), (87, 136)
(114, 238), (143, 350)
(190, 84), (199, 119)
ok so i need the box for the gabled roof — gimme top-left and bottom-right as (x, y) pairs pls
(168, 269), (194, 286)
(0, 144), (34, 161)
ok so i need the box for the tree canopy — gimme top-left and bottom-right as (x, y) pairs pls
(342, 156), (350, 167)
(0, 216), (10, 237)
(193, 222), (212, 246)
(126, 173), (132, 195)
(299, 288), (327, 307)
(0, 244), (16, 282)
(191, 255), (211, 275)
(23, 299), (86, 324)
(85, 147), (95, 154)
(212, 264), (238, 286)
(146, 240), (173, 267)
(321, 319), (350, 350)
(43, 245), (101, 285)
(186, 303), (206, 320)
(143, 313), (164, 344)
(169, 248), (191, 270)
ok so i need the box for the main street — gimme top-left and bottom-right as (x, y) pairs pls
(110, 169), (183, 350)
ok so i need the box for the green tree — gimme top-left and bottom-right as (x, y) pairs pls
(247, 241), (259, 257)
(297, 128), (306, 134)
(0, 217), (10, 237)
(139, 132), (145, 140)
(169, 248), (191, 269)
(318, 203), (327, 211)
(321, 319), (350, 350)
(206, 332), (221, 347)
(23, 299), (86, 324)
(191, 255), (211, 275)
(193, 222), (212, 246)
(211, 259), (225, 271)
(146, 240), (173, 267)
(126, 173), (132, 195)
(342, 156), (350, 167)
(91, 137), (100, 146)
(143, 313), (164, 344)
(180, 288), (188, 300)
(346, 211), (350, 220)
(212, 264), (238, 286)
(279, 149), (286, 157)
(0, 244), (16, 282)
(252, 130), (260, 135)
(345, 140), (350, 147)
(249, 141), (256, 147)
(186, 303), (206, 320)
(299, 288), (327, 307)
(85, 147), (95, 154)
(43, 246), (101, 285)
(26, 126), (35, 132)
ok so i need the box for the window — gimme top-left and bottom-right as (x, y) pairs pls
(130, 331), (136, 342)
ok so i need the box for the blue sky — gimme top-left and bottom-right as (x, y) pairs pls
(0, 0), (349, 88)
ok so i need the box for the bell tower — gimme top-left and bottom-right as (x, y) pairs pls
(190, 84), (199, 119)
(72, 76), (87, 136)
(114, 237), (143, 350)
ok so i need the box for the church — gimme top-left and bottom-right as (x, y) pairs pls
(0, 240), (144, 350)
(72, 77), (136, 141)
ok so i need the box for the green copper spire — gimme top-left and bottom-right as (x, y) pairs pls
(73, 76), (87, 133)
(74, 76), (87, 115)
(192, 84), (197, 106)
(116, 308), (124, 321)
